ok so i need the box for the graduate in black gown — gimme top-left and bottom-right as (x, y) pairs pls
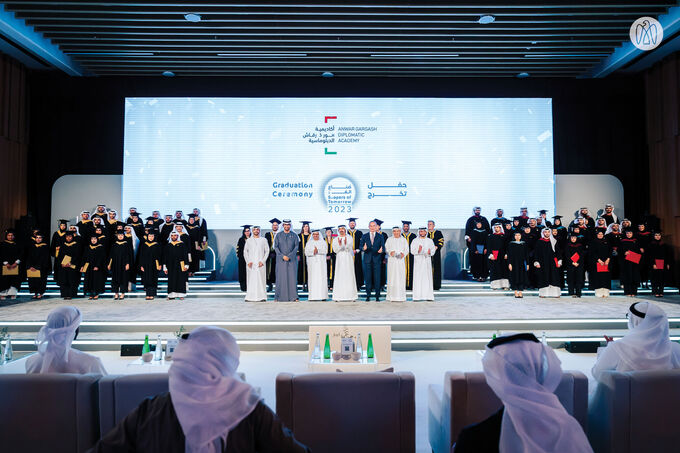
(164, 230), (190, 300)
(76, 211), (94, 240)
(635, 222), (653, 287)
(173, 210), (188, 228)
(25, 231), (51, 299)
(160, 214), (175, 243)
(186, 214), (203, 275)
(57, 230), (82, 300)
(605, 223), (622, 280)
(51, 219), (69, 283)
(427, 220), (445, 290)
(108, 231), (132, 300)
(127, 213), (145, 238)
(465, 207), (490, 239)
(520, 224), (538, 289)
(93, 225), (108, 250)
(91, 326), (310, 453)
(92, 204), (108, 222)
(324, 227), (336, 289)
(346, 218), (364, 290)
(533, 228), (562, 298)
(123, 224), (141, 289)
(81, 235), (107, 300)
(139, 229), (163, 300)
(589, 230), (612, 298)
(469, 221), (488, 282)
(648, 231), (672, 297)
(486, 224), (509, 290)
(564, 234), (586, 298)
(619, 228), (642, 296)
(297, 221), (312, 290)
(236, 226), (250, 292)
(506, 231), (529, 298)
(401, 221), (416, 290)
(265, 218), (280, 292)
(105, 211), (124, 249)
(0, 229), (23, 299)
(192, 207), (209, 249)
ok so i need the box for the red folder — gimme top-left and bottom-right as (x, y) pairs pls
(655, 259), (665, 269)
(554, 257), (560, 267)
(626, 251), (642, 264)
(570, 253), (580, 263)
(596, 263), (609, 273)
(491, 250), (499, 260)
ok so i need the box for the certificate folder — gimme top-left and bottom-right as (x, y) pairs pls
(2, 265), (18, 276)
(596, 263), (609, 273)
(27, 269), (41, 278)
(625, 251), (641, 264)
(476, 244), (484, 254)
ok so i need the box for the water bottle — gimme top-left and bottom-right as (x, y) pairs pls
(154, 335), (162, 361)
(312, 332), (321, 359)
(356, 333), (363, 357)
(3, 334), (13, 362)
(323, 333), (331, 359)
(367, 333), (374, 359)
(541, 331), (547, 345)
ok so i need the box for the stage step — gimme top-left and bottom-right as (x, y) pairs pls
(4, 319), (680, 352)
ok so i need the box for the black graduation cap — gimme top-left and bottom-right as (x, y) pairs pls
(300, 221), (312, 225)
(64, 229), (76, 236)
(401, 220), (412, 225)
(552, 215), (563, 220)
(172, 219), (185, 224)
(146, 216), (155, 221)
(346, 217), (358, 222)
(373, 218), (384, 226)
(131, 213), (141, 218)
(147, 229), (159, 236)
(538, 209), (548, 215)
(512, 216), (522, 221)
(34, 231), (44, 237)
(269, 218), (281, 224)
(324, 226), (334, 231)
(188, 214), (198, 219)
(240, 224), (252, 228)
(58, 219), (69, 225)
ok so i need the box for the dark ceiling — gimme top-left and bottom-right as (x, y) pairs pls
(2, 1), (678, 77)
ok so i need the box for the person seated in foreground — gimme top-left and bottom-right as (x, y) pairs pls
(89, 326), (310, 453)
(454, 333), (593, 453)
(592, 301), (680, 382)
(26, 306), (107, 375)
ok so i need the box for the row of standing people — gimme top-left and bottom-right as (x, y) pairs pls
(0, 207), (209, 300)
(238, 219), (445, 302)
(466, 210), (672, 298)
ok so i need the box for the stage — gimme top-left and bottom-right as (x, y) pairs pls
(2, 280), (679, 352)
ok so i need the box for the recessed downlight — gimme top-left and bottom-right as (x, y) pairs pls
(517, 72), (530, 78)
(321, 71), (334, 77)
(478, 15), (495, 25)
(184, 13), (201, 22)
(162, 70), (175, 77)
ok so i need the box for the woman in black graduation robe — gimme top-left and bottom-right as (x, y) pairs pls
(506, 232), (529, 297)
(139, 230), (163, 299)
(648, 231), (672, 297)
(81, 235), (107, 299)
(0, 229), (23, 299)
(469, 222), (488, 282)
(533, 229), (562, 298)
(563, 235), (586, 298)
(108, 232), (132, 300)
(164, 231), (190, 300)
(51, 220), (68, 282)
(486, 224), (508, 289)
(297, 222), (312, 290)
(57, 231), (82, 300)
(588, 231), (611, 297)
(236, 226), (250, 291)
(619, 229), (641, 296)
(186, 215), (203, 275)
(25, 232), (51, 298)
(605, 224), (622, 280)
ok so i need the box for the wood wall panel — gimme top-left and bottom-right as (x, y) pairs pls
(646, 52), (680, 284)
(0, 54), (28, 233)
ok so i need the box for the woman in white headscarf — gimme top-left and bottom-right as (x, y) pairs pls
(592, 302), (680, 382)
(454, 333), (593, 453)
(534, 228), (562, 298)
(26, 306), (107, 375)
(91, 326), (310, 453)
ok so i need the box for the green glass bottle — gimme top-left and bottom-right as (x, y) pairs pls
(367, 333), (374, 359)
(142, 334), (150, 354)
(323, 333), (331, 359)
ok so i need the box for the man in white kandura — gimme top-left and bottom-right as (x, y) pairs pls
(411, 226), (436, 301)
(244, 226), (269, 302)
(305, 229), (328, 301)
(332, 225), (357, 301)
(385, 226), (409, 302)
(592, 302), (680, 382)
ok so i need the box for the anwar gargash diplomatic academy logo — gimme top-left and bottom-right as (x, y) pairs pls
(630, 17), (663, 51)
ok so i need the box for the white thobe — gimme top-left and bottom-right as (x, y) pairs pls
(305, 239), (328, 300)
(331, 235), (357, 301)
(244, 236), (269, 301)
(385, 236), (408, 301)
(411, 237), (436, 300)
(26, 349), (107, 375)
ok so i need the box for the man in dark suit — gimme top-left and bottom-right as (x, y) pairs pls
(360, 220), (385, 301)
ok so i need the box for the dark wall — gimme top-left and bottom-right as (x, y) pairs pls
(26, 74), (648, 232)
